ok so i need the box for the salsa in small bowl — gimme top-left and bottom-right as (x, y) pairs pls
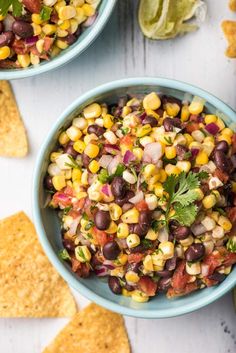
(33, 78), (236, 318)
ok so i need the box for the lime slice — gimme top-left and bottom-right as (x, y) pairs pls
(138, 0), (206, 40)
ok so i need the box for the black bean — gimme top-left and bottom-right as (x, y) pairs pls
(129, 244), (146, 253)
(62, 239), (75, 253)
(111, 176), (127, 198)
(44, 175), (54, 190)
(124, 283), (134, 291)
(0, 31), (14, 47)
(215, 140), (229, 154)
(163, 117), (181, 132)
(64, 144), (78, 159)
(64, 34), (77, 45)
(208, 272), (226, 283)
(162, 95), (182, 107)
(12, 20), (33, 38)
(142, 115), (158, 127)
(185, 243), (205, 262)
(156, 270), (172, 278)
(0, 22), (3, 34)
(82, 152), (90, 167)
(108, 276), (122, 294)
(158, 277), (172, 291)
(103, 241), (120, 260)
(125, 262), (141, 273)
(94, 210), (111, 230)
(115, 190), (134, 207)
(165, 256), (177, 271)
(214, 150), (232, 173)
(129, 223), (148, 237)
(138, 211), (152, 230)
(172, 226), (190, 240)
(87, 124), (105, 136)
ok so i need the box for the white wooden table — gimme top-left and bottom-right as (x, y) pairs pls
(1, 1), (236, 352)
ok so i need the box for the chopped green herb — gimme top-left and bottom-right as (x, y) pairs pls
(121, 127), (129, 135)
(63, 206), (72, 215)
(163, 156), (178, 165)
(226, 238), (236, 253)
(107, 163), (126, 182)
(98, 168), (109, 183)
(0, 0), (22, 17)
(215, 207), (226, 216)
(163, 136), (173, 145)
(142, 239), (153, 249)
(183, 151), (192, 159)
(130, 166), (138, 182)
(141, 181), (148, 191)
(75, 247), (87, 262)
(172, 203), (198, 227)
(65, 155), (80, 169)
(82, 212), (89, 220)
(40, 5), (52, 21)
(58, 249), (71, 261)
(84, 220), (94, 231)
(151, 219), (166, 231)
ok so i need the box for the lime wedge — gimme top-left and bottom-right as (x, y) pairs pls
(138, 0), (206, 40)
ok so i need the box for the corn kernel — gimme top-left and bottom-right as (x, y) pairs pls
(136, 124), (152, 138)
(139, 136), (154, 147)
(31, 23), (42, 36)
(189, 100), (204, 115)
(72, 168), (82, 182)
(58, 5), (76, 20)
(205, 114), (217, 124)
(30, 52), (40, 65)
(81, 169), (88, 185)
(84, 133), (98, 145)
(218, 134), (232, 145)
(216, 118), (225, 131)
(196, 150), (208, 165)
(154, 183), (164, 198)
(145, 229), (158, 241)
(73, 140), (85, 154)
(186, 262), (201, 275)
(59, 131), (70, 145)
(52, 175), (66, 191)
(151, 252), (165, 267)
(194, 188), (204, 201)
(66, 126), (82, 141)
(165, 102), (180, 117)
(121, 106), (132, 118)
(192, 130), (205, 143)
(165, 164), (181, 176)
(17, 54), (31, 68)
(122, 288), (133, 297)
(42, 24), (57, 35)
(109, 203), (122, 221)
(143, 92), (161, 110)
(143, 164), (157, 179)
(125, 271), (140, 283)
(106, 221), (118, 234)
(83, 103), (102, 119)
(117, 223), (129, 239)
(70, 18), (79, 33)
(218, 216), (232, 231)
(121, 208), (139, 224)
(84, 143), (99, 158)
(103, 114), (114, 129)
(159, 241), (174, 260)
(75, 6), (86, 24)
(222, 127), (233, 137)
(82, 3), (95, 16)
(59, 19), (71, 29)
(143, 255), (154, 271)
(126, 233), (140, 248)
(202, 194), (216, 209)
(159, 169), (167, 182)
(88, 160), (100, 174)
(32, 13), (43, 25)
(88, 190), (102, 201)
(56, 39), (68, 49)
(75, 245), (91, 262)
(50, 152), (62, 163)
(76, 191), (87, 200)
(116, 253), (128, 266)
(133, 147), (144, 160)
(176, 160), (191, 173)
(179, 235), (194, 247)
(132, 290), (149, 303)
(165, 146), (176, 159)
(181, 105), (190, 122)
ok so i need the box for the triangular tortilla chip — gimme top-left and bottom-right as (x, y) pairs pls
(43, 303), (131, 353)
(222, 20), (236, 58)
(229, 0), (236, 11)
(0, 81), (28, 157)
(0, 212), (77, 317)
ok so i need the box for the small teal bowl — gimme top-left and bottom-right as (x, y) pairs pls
(33, 77), (236, 318)
(0, 0), (116, 80)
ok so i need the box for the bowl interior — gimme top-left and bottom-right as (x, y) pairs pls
(34, 79), (236, 318)
(0, 0), (116, 79)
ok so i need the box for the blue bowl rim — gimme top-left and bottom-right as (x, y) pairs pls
(0, 0), (117, 80)
(33, 77), (236, 318)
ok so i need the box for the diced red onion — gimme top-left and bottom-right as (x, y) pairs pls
(68, 218), (80, 236)
(104, 144), (120, 155)
(205, 123), (220, 135)
(25, 36), (39, 46)
(53, 193), (71, 204)
(190, 148), (200, 158)
(129, 191), (144, 204)
(139, 112), (147, 121)
(95, 266), (110, 277)
(143, 142), (163, 164)
(99, 155), (113, 168)
(107, 155), (122, 175)
(116, 238), (128, 249)
(191, 223), (207, 236)
(101, 184), (111, 197)
(123, 150), (136, 165)
(88, 173), (96, 185)
(201, 264), (210, 277)
(82, 13), (97, 27)
(77, 234), (90, 246)
(103, 260), (115, 269)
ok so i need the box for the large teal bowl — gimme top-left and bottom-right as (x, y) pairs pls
(33, 77), (236, 318)
(0, 0), (116, 80)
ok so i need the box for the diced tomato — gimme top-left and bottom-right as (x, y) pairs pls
(190, 114), (200, 122)
(227, 207), (236, 224)
(202, 252), (222, 275)
(93, 227), (113, 246)
(73, 198), (86, 212)
(52, 192), (71, 207)
(120, 135), (133, 146)
(135, 200), (149, 211)
(185, 122), (199, 134)
(223, 252), (236, 267)
(214, 168), (229, 183)
(71, 257), (90, 277)
(44, 37), (54, 52)
(0, 60), (20, 69)
(231, 133), (236, 154)
(12, 39), (29, 55)
(22, 0), (41, 13)
(63, 186), (74, 197)
(171, 261), (190, 292)
(167, 282), (198, 299)
(71, 257), (81, 272)
(138, 276), (157, 296)
(68, 210), (81, 219)
(127, 253), (144, 263)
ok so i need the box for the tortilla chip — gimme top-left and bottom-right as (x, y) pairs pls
(0, 81), (28, 157)
(0, 212), (77, 317)
(222, 20), (236, 58)
(229, 0), (236, 11)
(42, 303), (131, 353)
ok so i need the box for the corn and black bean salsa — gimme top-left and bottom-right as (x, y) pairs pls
(44, 92), (236, 302)
(0, 0), (100, 69)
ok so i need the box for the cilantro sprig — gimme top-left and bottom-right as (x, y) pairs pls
(226, 238), (236, 253)
(0, 0), (22, 17)
(163, 171), (208, 227)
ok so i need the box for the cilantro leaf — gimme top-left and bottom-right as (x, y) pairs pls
(0, 0), (22, 16)
(65, 155), (80, 169)
(226, 238), (236, 253)
(84, 220), (94, 231)
(198, 171), (209, 180)
(172, 203), (198, 226)
(40, 5), (52, 21)
(58, 249), (71, 261)
(98, 168), (109, 183)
